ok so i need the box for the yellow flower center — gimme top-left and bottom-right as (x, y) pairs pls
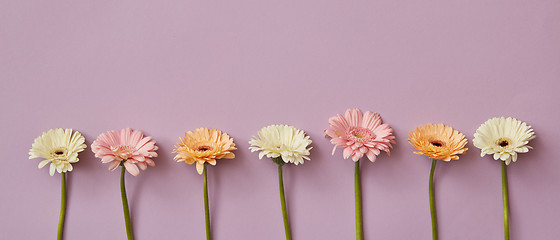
(348, 127), (375, 141)
(111, 146), (134, 160)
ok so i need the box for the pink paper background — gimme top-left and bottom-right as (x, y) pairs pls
(2, 0), (559, 239)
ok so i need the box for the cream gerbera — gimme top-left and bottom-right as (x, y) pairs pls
(473, 117), (535, 165)
(173, 128), (237, 174)
(326, 108), (395, 162)
(249, 124), (312, 165)
(474, 117), (535, 240)
(409, 124), (468, 161)
(249, 124), (312, 239)
(29, 128), (87, 176)
(29, 128), (87, 239)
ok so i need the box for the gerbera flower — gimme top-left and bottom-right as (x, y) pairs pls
(409, 123), (467, 240)
(249, 124), (312, 239)
(29, 128), (87, 239)
(325, 108), (395, 162)
(473, 117), (535, 165)
(29, 128), (87, 176)
(91, 128), (158, 176)
(409, 124), (468, 161)
(173, 127), (237, 174)
(248, 124), (312, 165)
(174, 128), (236, 239)
(325, 108), (394, 239)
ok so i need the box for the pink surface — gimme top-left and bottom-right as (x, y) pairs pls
(1, 0), (559, 239)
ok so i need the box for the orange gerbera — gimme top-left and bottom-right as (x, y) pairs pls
(173, 128), (236, 174)
(409, 124), (468, 161)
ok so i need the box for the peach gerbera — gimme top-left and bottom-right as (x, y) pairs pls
(325, 108), (396, 162)
(173, 128), (236, 174)
(409, 124), (468, 161)
(91, 128), (158, 176)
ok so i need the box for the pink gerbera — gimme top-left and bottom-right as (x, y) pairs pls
(91, 128), (158, 176)
(326, 108), (396, 162)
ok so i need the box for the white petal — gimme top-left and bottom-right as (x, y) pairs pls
(49, 164), (56, 176)
(500, 153), (510, 161)
(38, 160), (50, 168)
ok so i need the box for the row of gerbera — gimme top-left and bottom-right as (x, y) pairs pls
(28, 108), (535, 240)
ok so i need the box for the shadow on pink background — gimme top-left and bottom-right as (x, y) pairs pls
(1, 0), (559, 239)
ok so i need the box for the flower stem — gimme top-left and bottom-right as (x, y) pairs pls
(120, 165), (134, 240)
(203, 164), (212, 240)
(355, 160), (363, 240)
(57, 172), (67, 240)
(502, 161), (510, 240)
(429, 159), (438, 240)
(278, 164), (292, 240)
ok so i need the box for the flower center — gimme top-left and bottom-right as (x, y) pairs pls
(497, 138), (510, 148)
(348, 127), (375, 140)
(196, 145), (213, 152)
(50, 147), (68, 159)
(430, 140), (445, 147)
(111, 146), (134, 160)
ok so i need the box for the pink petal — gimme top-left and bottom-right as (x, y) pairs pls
(137, 162), (147, 170)
(345, 108), (362, 127)
(354, 142), (365, 149)
(331, 146), (337, 155)
(343, 147), (353, 159)
(108, 161), (120, 171)
(132, 155), (145, 162)
(101, 155), (115, 163)
(135, 137), (152, 150)
(120, 128), (132, 146)
(95, 148), (113, 157)
(362, 111), (381, 129)
(124, 161), (140, 176)
(366, 149), (378, 162)
(330, 138), (346, 148)
(352, 152), (363, 161)
(359, 146), (368, 154)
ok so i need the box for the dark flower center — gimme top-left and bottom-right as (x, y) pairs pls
(499, 140), (509, 147)
(197, 146), (212, 152)
(55, 151), (64, 155)
(430, 140), (444, 147)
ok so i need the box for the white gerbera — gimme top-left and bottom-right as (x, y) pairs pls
(249, 125), (312, 165)
(473, 117), (535, 165)
(29, 128), (87, 176)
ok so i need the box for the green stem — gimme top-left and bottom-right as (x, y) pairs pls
(355, 160), (363, 240)
(278, 164), (292, 240)
(120, 165), (134, 240)
(57, 172), (67, 240)
(203, 164), (211, 240)
(502, 161), (510, 240)
(429, 159), (438, 240)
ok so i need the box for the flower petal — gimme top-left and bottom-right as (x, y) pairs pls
(124, 161), (140, 176)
